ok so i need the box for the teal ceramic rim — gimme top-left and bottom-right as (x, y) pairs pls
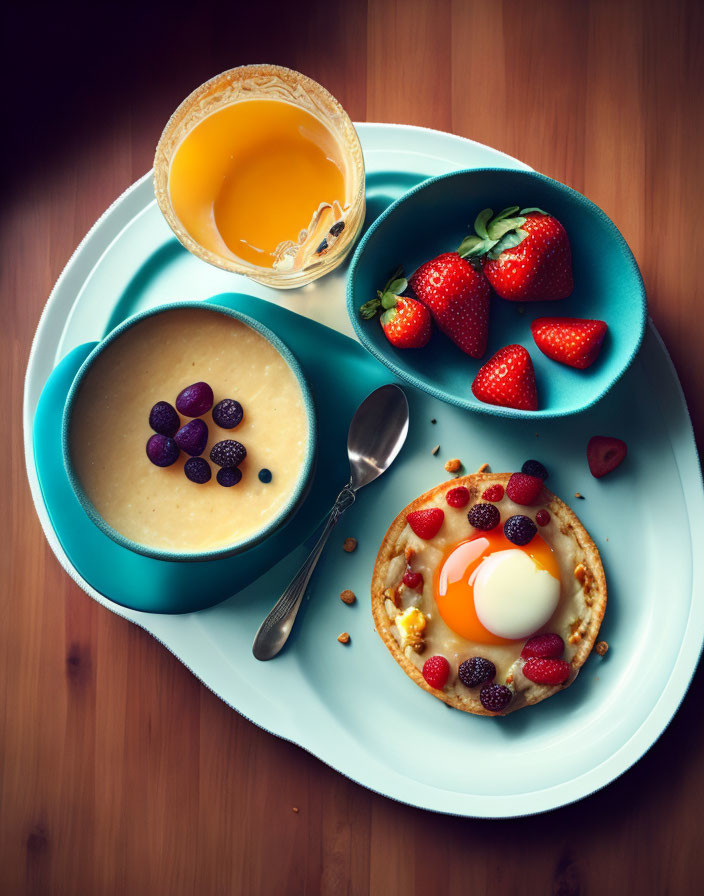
(61, 300), (317, 562)
(346, 166), (647, 419)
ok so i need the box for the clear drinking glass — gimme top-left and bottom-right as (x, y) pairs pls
(154, 64), (366, 289)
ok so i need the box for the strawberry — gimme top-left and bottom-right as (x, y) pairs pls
(506, 472), (543, 505)
(408, 252), (490, 357)
(406, 508), (444, 539)
(531, 317), (608, 369)
(471, 344), (538, 411)
(522, 657), (571, 686)
(587, 435), (627, 478)
(481, 484), (505, 502)
(360, 268), (432, 349)
(458, 206), (573, 301)
(521, 633), (564, 660)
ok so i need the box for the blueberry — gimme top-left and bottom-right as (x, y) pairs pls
(504, 514), (537, 546)
(176, 381), (213, 417)
(329, 220), (345, 237)
(212, 398), (243, 429)
(146, 434), (179, 467)
(480, 683), (513, 713)
(458, 657), (496, 688)
(210, 440), (246, 468)
(175, 419), (208, 456)
(315, 238), (328, 254)
(184, 457), (211, 484)
(258, 468), (272, 483)
(217, 467), (242, 487)
(521, 459), (548, 480)
(467, 503), (500, 531)
(149, 401), (179, 437)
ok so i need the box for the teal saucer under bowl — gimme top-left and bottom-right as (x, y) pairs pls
(61, 300), (317, 562)
(347, 167), (647, 418)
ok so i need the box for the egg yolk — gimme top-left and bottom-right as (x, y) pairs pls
(433, 530), (561, 645)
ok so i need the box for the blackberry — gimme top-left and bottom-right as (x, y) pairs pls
(212, 398), (243, 429)
(329, 220), (345, 237)
(480, 684), (513, 713)
(174, 419), (208, 457)
(217, 467), (242, 487)
(210, 440), (247, 468)
(184, 457), (211, 484)
(458, 657), (495, 688)
(504, 514), (537, 546)
(149, 401), (179, 437)
(467, 503), (500, 531)
(521, 459), (548, 480)
(146, 434), (179, 467)
(176, 381), (213, 417)
(258, 468), (272, 483)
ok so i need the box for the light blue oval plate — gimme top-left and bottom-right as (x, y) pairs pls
(23, 124), (704, 817)
(347, 167), (646, 418)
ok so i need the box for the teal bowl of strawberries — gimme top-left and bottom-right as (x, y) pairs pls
(347, 168), (646, 417)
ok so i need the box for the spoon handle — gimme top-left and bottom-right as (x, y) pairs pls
(252, 483), (356, 661)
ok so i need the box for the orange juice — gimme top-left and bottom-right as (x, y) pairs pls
(168, 98), (349, 269)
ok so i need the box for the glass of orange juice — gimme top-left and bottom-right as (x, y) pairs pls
(154, 65), (365, 289)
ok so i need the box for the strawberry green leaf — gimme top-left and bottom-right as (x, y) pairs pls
(474, 208), (493, 240)
(360, 298), (381, 319)
(382, 266), (405, 293)
(387, 277), (408, 296)
(380, 307), (397, 326)
(487, 228), (528, 260)
(519, 207), (548, 216)
(492, 206), (520, 223)
(380, 290), (399, 310)
(486, 215), (526, 241)
(458, 235), (498, 258)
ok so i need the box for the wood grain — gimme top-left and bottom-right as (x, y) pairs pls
(3, 0), (704, 893)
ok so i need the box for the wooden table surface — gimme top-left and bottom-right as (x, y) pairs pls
(3, 1), (703, 893)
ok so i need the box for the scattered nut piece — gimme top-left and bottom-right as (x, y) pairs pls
(595, 641), (609, 656)
(568, 632), (582, 645)
(476, 462), (490, 473)
(383, 586), (399, 607)
(292, 807), (300, 814)
(343, 537), (357, 553)
(575, 492), (585, 500)
(384, 598), (396, 619)
(506, 673), (514, 685)
(404, 546), (415, 563)
(337, 632), (350, 644)
(444, 458), (462, 473)
(431, 444), (440, 456)
(340, 589), (355, 605)
(411, 641), (426, 654)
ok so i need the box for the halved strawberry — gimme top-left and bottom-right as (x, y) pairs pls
(531, 317), (608, 369)
(522, 657), (571, 685)
(406, 508), (444, 539)
(458, 207), (573, 302)
(587, 436), (627, 478)
(471, 344), (538, 411)
(360, 269), (432, 348)
(409, 252), (490, 358)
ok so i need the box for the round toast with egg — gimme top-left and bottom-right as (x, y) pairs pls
(371, 472), (607, 716)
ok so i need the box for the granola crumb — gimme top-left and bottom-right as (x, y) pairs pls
(292, 807), (300, 814)
(568, 632), (582, 645)
(343, 537), (357, 553)
(595, 641), (609, 656)
(340, 589), (355, 605)
(383, 586), (399, 607)
(476, 462), (490, 473)
(574, 563), (587, 585)
(444, 458), (462, 473)
(575, 492), (585, 499)
(506, 673), (514, 685)
(337, 632), (350, 644)
(431, 444), (440, 456)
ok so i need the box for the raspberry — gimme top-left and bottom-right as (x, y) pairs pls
(149, 401), (179, 437)
(504, 514), (537, 546)
(522, 657), (571, 685)
(481, 484), (504, 502)
(175, 419), (209, 457)
(521, 459), (548, 480)
(406, 508), (444, 539)
(184, 457), (211, 484)
(212, 398), (243, 429)
(422, 655), (450, 690)
(403, 569), (424, 590)
(216, 467), (242, 487)
(480, 683), (512, 713)
(458, 656), (495, 687)
(176, 381), (214, 417)
(210, 440), (247, 468)
(467, 503), (500, 531)
(446, 486), (470, 508)
(506, 472), (543, 505)
(521, 633), (564, 659)
(535, 509), (551, 526)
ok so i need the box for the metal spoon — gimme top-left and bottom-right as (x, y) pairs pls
(252, 383), (409, 661)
